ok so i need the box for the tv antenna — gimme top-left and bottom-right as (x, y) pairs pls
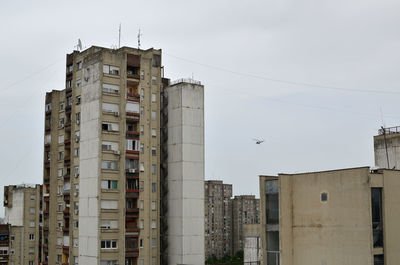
(75, 39), (82, 51)
(137, 28), (143, 49)
(118, 23), (121, 48)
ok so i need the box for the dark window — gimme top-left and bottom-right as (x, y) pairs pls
(321, 192), (328, 202)
(266, 231), (279, 265)
(152, 54), (161, 67)
(374, 255), (384, 265)
(371, 188), (383, 248)
(266, 180), (279, 224)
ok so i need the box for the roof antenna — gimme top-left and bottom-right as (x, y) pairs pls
(137, 28), (143, 49)
(118, 23), (121, 48)
(75, 39), (82, 51)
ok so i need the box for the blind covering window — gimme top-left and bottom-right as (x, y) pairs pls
(126, 102), (139, 113)
(102, 103), (119, 113)
(101, 200), (118, 210)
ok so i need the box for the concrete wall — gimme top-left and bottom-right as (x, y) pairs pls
(4, 189), (24, 226)
(374, 134), (400, 169)
(167, 81), (204, 265)
(79, 57), (101, 265)
(243, 224), (261, 263)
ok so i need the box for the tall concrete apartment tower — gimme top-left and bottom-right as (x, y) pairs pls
(42, 46), (204, 265)
(3, 184), (43, 265)
(374, 126), (400, 169)
(231, 195), (260, 254)
(204, 180), (233, 258)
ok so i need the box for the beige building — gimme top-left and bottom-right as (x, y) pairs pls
(204, 180), (233, 258)
(232, 195), (260, 254)
(374, 126), (400, 169)
(3, 184), (42, 265)
(260, 167), (400, 265)
(42, 45), (204, 265)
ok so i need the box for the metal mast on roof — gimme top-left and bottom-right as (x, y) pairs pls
(138, 29), (143, 49)
(118, 23), (121, 48)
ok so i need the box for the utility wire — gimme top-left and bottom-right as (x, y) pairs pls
(165, 53), (400, 95)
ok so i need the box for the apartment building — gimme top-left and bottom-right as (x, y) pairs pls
(3, 184), (42, 265)
(232, 195), (260, 254)
(0, 224), (10, 265)
(374, 126), (400, 169)
(42, 45), (204, 265)
(204, 180), (233, 258)
(260, 167), (400, 265)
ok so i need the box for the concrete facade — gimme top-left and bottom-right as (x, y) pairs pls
(243, 224), (261, 265)
(204, 180), (233, 259)
(259, 167), (400, 265)
(374, 126), (400, 169)
(3, 184), (42, 265)
(166, 80), (205, 265)
(232, 195), (260, 254)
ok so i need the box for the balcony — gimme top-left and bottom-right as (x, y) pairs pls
(64, 139), (71, 147)
(63, 208), (70, 216)
(125, 248), (139, 258)
(62, 226), (69, 233)
(127, 93), (140, 102)
(44, 177), (50, 184)
(126, 191), (139, 198)
(126, 208), (139, 217)
(44, 161), (50, 168)
(64, 158), (71, 166)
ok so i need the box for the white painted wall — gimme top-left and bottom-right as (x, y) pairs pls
(167, 81), (205, 265)
(244, 237), (261, 263)
(79, 61), (101, 265)
(5, 189), (24, 226)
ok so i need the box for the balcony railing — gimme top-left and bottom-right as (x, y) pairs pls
(379, 126), (400, 135)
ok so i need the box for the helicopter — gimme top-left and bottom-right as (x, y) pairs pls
(252, 138), (265, 145)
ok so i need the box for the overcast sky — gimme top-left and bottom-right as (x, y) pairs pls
(0, 0), (399, 216)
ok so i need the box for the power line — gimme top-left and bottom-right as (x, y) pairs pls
(164, 53), (400, 95)
(0, 58), (64, 92)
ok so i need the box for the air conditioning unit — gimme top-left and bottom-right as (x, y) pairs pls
(113, 150), (120, 155)
(128, 169), (136, 173)
(114, 111), (119, 117)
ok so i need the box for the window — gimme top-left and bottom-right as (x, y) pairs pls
(103, 65), (120, 75)
(67, 79), (72, 88)
(101, 160), (118, 170)
(139, 200), (144, 210)
(101, 200), (118, 210)
(58, 203), (63, 211)
(151, 76), (157, 85)
(76, 95), (81, 105)
(140, 163), (145, 172)
(321, 192), (328, 202)
(140, 181), (144, 192)
(45, 103), (52, 112)
(29, 221), (35, 227)
(152, 54), (161, 67)
(73, 220), (79, 229)
(76, 61), (82, 70)
(266, 231), (279, 265)
(126, 159), (138, 171)
(126, 140), (139, 151)
(76, 79), (82, 88)
(374, 255), (384, 265)
(58, 185), (63, 195)
(151, 164), (156, 175)
(100, 261), (118, 265)
(151, 201), (156, 211)
(74, 184), (79, 196)
(74, 166), (79, 177)
(102, 83), (119, 94)
(74, 130), (80, 142)
(152, 238), (156, 248)
(140, 107), (144, 116)
(57, 237), (63, 246)
(266, 180), (279, 224)
(67, 64), (73, 73)
(10, 249), (14, 254)
(103, 102), (119, 113)
(140, 70), (145, 80)
(100, 220), (118, 230)
(76, 112), (81, 124)
(29, 247), (34, 254)
(151, 147), (156, 156)
(29, 234), (35, 240)
(67, 96), (72, 106)
(152, 183), (156, 192)
(29, 261), (34, 265)
(151, 111), (156, 120)
(139, 239), (143, 248)
(74, 148), (79, 157)
(58, 151), (64, 160)
(152, 93), (156, 102)
(58, 168), (64, 178)
(73, 238), (79, 247)
(102, 122), (119, 132)
(58, 134), (64, 144)
(140, 125), (144, 135)
(152, 220), (156, 229)
(10, 235), (14, 241)
(102, 141), (118, 151)
(57, 255), (62, 264)
(29, 207), (35, 214)
(126, 102), (139, 113)
(140, 144), (144, 153)
(151, 129), (156, 137)
(60, 102), (65, 111)
(64, 182), (71, 192)
(371, 188), (383, 248)
(73, 256), (79, 265)
(101, 239), (117, 249)
(101, 180), (118, 190)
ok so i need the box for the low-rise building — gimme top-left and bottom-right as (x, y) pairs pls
(260, 167), (400, 265)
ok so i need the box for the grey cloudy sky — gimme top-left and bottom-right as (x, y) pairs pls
(1, 0), (399, 216)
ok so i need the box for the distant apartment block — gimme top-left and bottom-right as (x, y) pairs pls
(374, 126), (400, 169)
(3, 184), (42, 265)
(232, 195), (260, 254)
(260, 167), (400, 265)
(42, 45), (204, 265)
(204, 180), (233, 258)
